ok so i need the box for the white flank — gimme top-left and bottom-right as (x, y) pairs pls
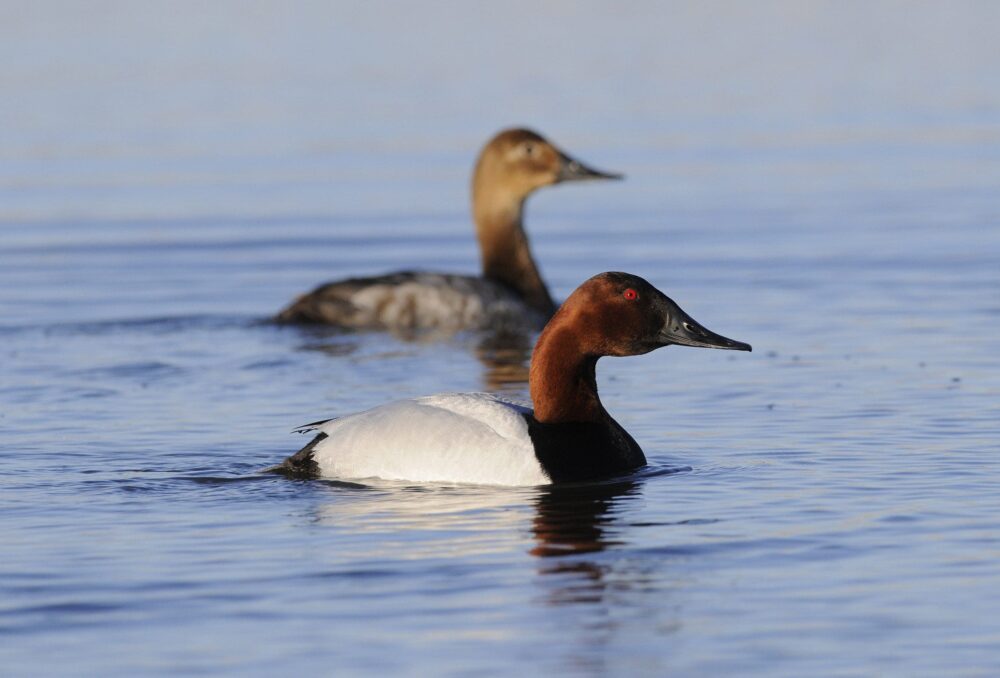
(308, 393), (550, 486)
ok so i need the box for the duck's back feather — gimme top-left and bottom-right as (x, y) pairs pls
(287, 393), (551, 486)
(275, 271), (546, 332)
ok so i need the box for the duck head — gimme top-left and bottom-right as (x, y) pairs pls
(471, 129), (622, 318)
(555, 272), (752, 357)
(530, 272), (750, 425)
(472, 128), (622, 204)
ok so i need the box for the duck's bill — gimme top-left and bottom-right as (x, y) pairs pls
(557, 152), (623, 182)
(658, 304), (751, 352)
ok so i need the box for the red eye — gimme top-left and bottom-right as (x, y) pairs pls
(623, 288), (638, 300)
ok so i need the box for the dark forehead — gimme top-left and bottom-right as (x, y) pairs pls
(591, 271), (650, 291)
(491, 128), (547, 146)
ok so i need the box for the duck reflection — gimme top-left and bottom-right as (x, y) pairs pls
(529, 477), (648, 633)
(291, 324), (535, 392)
(530, 478), (640, 558)
(474, 329), (533, 391)
(302, 475), (643, 567)
(297, 339), (361, 358)
(283, 322), (362, 357)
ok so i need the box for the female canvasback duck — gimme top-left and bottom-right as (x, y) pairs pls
(275, 128), (620, 331)
(276, 272), (751, 486)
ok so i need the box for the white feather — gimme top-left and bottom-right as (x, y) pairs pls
(308, 393), (550, 486)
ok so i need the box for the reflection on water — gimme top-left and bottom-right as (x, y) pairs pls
(304, 475), (643, 570)
(529, 476), (683, 674)
(299, 339), (361, 358)
(291, 323), (535, 391)
(530, 478), (642, 621)
(475, 330), (533, 391)
(531, 478), (640, 559)
(308, 482), (534, 561)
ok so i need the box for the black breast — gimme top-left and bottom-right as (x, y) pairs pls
(523, 414), (646, 483)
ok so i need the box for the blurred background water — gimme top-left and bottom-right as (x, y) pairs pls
(2, 1), (1000, 675)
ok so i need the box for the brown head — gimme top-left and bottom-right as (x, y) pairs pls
(530, 272), (751, 423)
(472, 128), (621, 206)
(471, 129), (621, 316)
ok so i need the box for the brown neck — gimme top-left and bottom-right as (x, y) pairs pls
(473, 195), (556, 316)
(529, 320), (607, 424)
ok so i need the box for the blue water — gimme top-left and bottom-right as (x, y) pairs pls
(3, 2), (1000, 675)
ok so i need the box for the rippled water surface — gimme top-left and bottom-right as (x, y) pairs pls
(3, 3), (1000, 675)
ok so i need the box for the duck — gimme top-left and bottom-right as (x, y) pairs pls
(276, 272), (751, 486)
(274, 128), (621, 332)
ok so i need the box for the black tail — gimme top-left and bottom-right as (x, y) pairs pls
(268, 432), (327, 479)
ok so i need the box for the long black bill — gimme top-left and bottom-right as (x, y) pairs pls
(657, 297), (751, 352)
(556, 151), (623, 182)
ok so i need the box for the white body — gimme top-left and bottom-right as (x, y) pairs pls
(306, 393), (550, 486)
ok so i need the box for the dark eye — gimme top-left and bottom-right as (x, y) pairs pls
(623, 288), (638, 300)
(524, 143), (534, 155)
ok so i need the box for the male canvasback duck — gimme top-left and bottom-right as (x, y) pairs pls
(276, 272), (751, 486)
(275, 128), (620, 331)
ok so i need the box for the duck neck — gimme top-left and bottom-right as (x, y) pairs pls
(474, 197), (556, 316)
(529, 322), (607, 424)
